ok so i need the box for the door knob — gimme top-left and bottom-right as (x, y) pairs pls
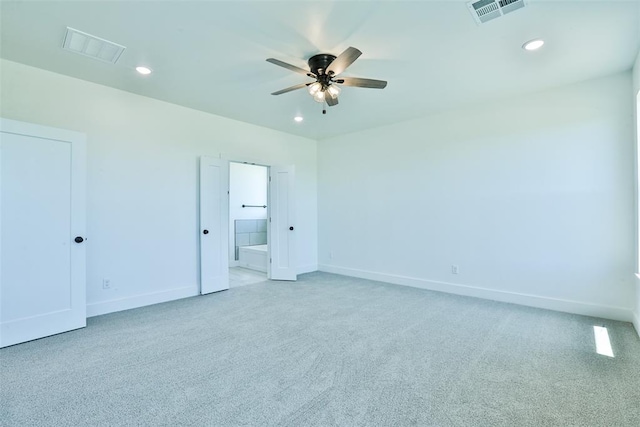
(289, 226), (294, 231)
(203, 230), (209, 235)
(74, 236), (84, 243)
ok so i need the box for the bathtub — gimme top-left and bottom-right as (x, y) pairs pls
(238, 244), (268, 272)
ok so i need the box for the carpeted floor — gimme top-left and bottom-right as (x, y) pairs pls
(1, 272), (639, 426)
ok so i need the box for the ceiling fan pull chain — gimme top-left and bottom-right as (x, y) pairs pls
(322, 100), (327, 115)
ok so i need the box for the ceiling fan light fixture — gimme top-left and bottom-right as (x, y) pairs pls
(313, 90), (326, 103)
(308, 82), (322, 95)
(267, 46), (387, 111)
(327, 84), (341, 98)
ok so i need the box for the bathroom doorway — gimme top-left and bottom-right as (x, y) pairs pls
(229, 162), (269, 287)
(199, 158), (296, 294)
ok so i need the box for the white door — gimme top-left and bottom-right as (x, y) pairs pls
(199, 156), (229, 294)
(0, 119), (86, 348)
(268, 165), (297, 281)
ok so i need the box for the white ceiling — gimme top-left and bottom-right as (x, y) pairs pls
(1, 0), (639, 140)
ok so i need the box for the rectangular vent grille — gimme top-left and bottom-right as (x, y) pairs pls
(62, 27), (125, 64)
(467, 0), (527, 24)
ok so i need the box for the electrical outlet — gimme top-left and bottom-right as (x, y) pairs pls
(451, 265), (459, 274)
(102, 279), (111, 289)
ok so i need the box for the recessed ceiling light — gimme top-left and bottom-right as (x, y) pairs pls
(294, 116), (303, 122)
(136, 66), (152, 75)
(522, 39), (544, 51)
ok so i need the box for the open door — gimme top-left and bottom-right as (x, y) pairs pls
(199, 156), (229, 294)
(1, 119), (86, 348)
(268, 165), (297, 281)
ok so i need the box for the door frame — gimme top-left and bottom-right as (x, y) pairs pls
(226, 157), (273, 279)
(220, 155), (296, 282)
(227, 160), (270, 269)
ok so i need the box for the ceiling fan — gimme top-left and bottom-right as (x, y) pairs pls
(266, 47), (387, 113)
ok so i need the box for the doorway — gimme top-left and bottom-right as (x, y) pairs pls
(229, 162), (269, 287)
(199, 157), (297, 295)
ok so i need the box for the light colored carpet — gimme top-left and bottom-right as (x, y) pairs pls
(1, 272), (639, 426)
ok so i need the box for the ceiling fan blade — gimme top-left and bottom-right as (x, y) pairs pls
(271, 83), (310, 95)
(335, 77), (387, 89)
(266, 58), (315, 77)
(326, 94), (339, 107)
(326, 47), (362, 76)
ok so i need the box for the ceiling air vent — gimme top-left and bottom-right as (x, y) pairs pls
(467, 0), (527, 24)
(62, 27), (125, 64)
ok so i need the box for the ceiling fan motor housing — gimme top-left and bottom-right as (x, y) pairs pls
(308, 54), (337, 83)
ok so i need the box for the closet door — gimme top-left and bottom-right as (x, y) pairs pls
(1, 119), (86, 348)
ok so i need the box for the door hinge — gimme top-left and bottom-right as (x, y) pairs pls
(270, 258), (272, 263)
(269, 176), (271, 182)
(269, 217), (271, 222)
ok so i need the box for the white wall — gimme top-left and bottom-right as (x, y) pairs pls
(229, 162), (268, 263)
(0, 59), (318, 317)
(633, 50), (640, 336)
(633, 50), (640, 92)
(318, 72), (635, 322)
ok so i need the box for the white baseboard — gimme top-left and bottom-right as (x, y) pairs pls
(298, 264), (318, 275)
(87, 286), (197, 318)
(318, 264), (634, 323)
(633, 311), (640, 339)
(87, 265), (318, 318)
